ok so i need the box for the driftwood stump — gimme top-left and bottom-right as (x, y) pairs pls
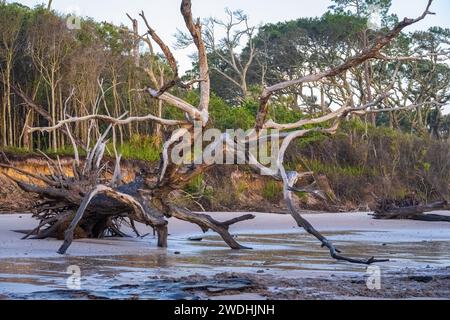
(374, 196), (450, 222)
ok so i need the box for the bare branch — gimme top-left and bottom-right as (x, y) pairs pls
(145, 88), (205, 123)
(181, 0), (210, 113)
(169, 205), (254, 249)
(139, 11), (179, 76)
(255, 0), (435, 130)
(28, 112), (187, 134)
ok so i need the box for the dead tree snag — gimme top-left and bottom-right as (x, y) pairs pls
(1, 0), (439, 264)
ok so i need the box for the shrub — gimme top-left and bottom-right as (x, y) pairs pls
(262, 180), (283, 202)
(292, 120), (450, 203)
(117, 134), (161, 162)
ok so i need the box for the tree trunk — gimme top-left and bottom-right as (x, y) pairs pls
(375, 199), (450, 222)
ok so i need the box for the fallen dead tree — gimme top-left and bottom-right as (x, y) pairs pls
(374, 198), (450, 222)
(1, 0), (439, 264)
(0, 129), (170, 250)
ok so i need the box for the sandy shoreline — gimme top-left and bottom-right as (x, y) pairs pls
(1, 211), (449, 299)
(1, 211), (450, 259)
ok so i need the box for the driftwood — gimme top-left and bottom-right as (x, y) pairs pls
(1, 0), (439, 264)
(1, 125), (254, 254)
(374, 198), (450, 222)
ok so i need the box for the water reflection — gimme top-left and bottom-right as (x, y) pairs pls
(0, 231), (449, 300)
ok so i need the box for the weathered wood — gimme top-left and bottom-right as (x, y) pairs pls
(2, 0), (438, 265)
(57, 184), (168, 254)
(254, 0), (434, 130)
(3, 82), (86, 149)
(169, 205), (255, 250)
(374, 200), (450, 222)
(283, 171), (389, 265)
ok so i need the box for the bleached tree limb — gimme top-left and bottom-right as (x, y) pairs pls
(28, 112), (187, 134)
(5, 0), (438, 264)
(0, 80), (86, 149)
(181, 0), (210, 113)
(169, 205), (255, 249)
(145, 88), (205, 123)
(139, 11), (179, 76)
(255, 0), (435, 130)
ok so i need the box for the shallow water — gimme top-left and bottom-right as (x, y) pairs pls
(0, 231), (449, 300)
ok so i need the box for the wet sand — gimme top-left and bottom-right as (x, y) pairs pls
(0, 211), (449, 300)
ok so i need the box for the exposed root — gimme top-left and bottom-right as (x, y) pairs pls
(58, 184), (167, 254)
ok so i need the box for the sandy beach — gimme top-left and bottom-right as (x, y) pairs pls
(1, 211), (450, 258)
(0, 211), (449, 299)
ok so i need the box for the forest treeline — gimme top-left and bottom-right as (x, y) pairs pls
(1, 0), (450, 154)
(0, 0), (450, 209)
